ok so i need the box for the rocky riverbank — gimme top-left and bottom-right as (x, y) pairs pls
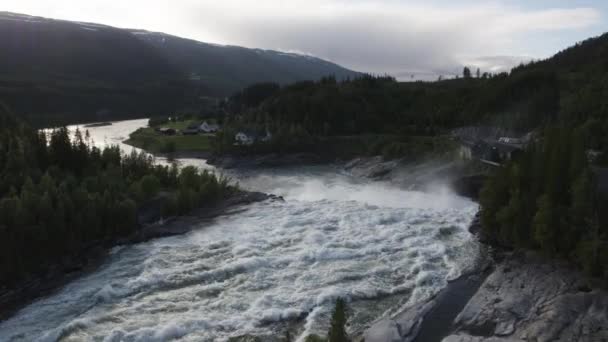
(361, 252), (492, 342)
(208, 153), (487, 197)
(444, 251), (608, 342)
(343, 156), (487, 199)
(345, 157), (608, 342)
(206, 152), (330, 169)
(0, 189), (278, 323)
(360, 226), (608, 342)
(360, 247), (608, 342)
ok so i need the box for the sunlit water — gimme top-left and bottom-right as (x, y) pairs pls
(0, 120), (480, 341)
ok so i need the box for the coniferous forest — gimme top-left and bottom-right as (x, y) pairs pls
(480, 126), (608, 278)
(0, 103), (230, 286)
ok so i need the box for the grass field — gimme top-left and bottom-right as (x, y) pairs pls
(158, 120), (199, 130)
(124, 127), (214, 154)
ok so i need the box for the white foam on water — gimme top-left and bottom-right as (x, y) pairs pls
(1, 120), (480, 341)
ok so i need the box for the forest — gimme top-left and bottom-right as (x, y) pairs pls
(480, 126), (608, 278)
(0, 103), (231, 286)
(214, 64), (560, 160)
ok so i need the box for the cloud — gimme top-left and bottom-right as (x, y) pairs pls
(181, 1), (601, 76)
(2, 0), (603, 77)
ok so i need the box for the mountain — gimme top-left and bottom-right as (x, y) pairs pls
(128, 29), (358, 96)
(0, 12), (359, 126)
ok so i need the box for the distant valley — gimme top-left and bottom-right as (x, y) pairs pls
(0, 12), (359, 126)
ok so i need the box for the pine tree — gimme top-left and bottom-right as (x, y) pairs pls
(140, 175), (161, 200)
(533, 195), (558, 253)
(328, 298), (349, 342)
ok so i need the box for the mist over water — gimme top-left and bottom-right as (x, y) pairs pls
(0, 120), (480, 341)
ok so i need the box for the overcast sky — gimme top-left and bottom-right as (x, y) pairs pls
(2, 0), (607, 79)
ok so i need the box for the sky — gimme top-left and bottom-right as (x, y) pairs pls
(2, 0), (607, 79)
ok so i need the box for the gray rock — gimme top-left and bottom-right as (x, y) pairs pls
(363, 299), (437, 342)
(446, 252), (608, 342)
(442, 334), (522, 342)
(207, 153), (325, 169)
(344, 156), (400, 180)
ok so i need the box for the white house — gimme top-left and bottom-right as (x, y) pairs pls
(199, 121), (220, 133)
(234, 129), (273, 146)
(235, 132), (255, 146)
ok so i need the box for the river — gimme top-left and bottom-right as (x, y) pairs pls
(0, 119), (480, 341)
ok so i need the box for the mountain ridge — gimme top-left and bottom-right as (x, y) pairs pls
(0, 11), (359, 125)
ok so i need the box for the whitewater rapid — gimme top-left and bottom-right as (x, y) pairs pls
(0, 120), (480, 341)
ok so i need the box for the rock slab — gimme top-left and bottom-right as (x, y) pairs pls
(445, 252), (608, 342)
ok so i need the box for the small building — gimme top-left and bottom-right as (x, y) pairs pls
(235, 131), (255, 146)
(199, 121), (220, 133)
(458, 139), (523, 166)
(234, 129), (272, 146)
(158, 127), (176, 135)
(489, 142), (523, 162)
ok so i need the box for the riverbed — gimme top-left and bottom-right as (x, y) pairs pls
(0, 119), (480, 341)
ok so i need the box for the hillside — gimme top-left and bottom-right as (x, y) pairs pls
(129, 29), (358, 96)
(0, 12), (359, 126)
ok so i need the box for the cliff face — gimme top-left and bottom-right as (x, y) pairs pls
(444, 252), (608, 342)
(353, 156), (608, 342)
(361, 250), (608, 342)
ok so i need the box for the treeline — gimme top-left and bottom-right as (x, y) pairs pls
(215, 67), (559, 159)
(227, 69), (559, 133)
(217, 33), (608, 160)
(0, 79), (201, 128)
(0, 104), (230, 286)
(480, 125), (608, 278)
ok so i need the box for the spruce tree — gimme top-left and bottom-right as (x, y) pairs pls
(328, 298), (348, 342)
(463, 67), (472, 79)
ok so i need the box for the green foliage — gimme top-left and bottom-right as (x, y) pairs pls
(480, 124), (608, 279)
(228, 82), (281, 112)
(139, 175), (161, 200)
(0, 104), (230, 286)
(304, 335), (326, 342)
(125, 127), (213, 154)
(328, 298), (349, 342)
(217, 69), (561, 156)
(149, 117), (169, 127)
(160, 140), (177, 154)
